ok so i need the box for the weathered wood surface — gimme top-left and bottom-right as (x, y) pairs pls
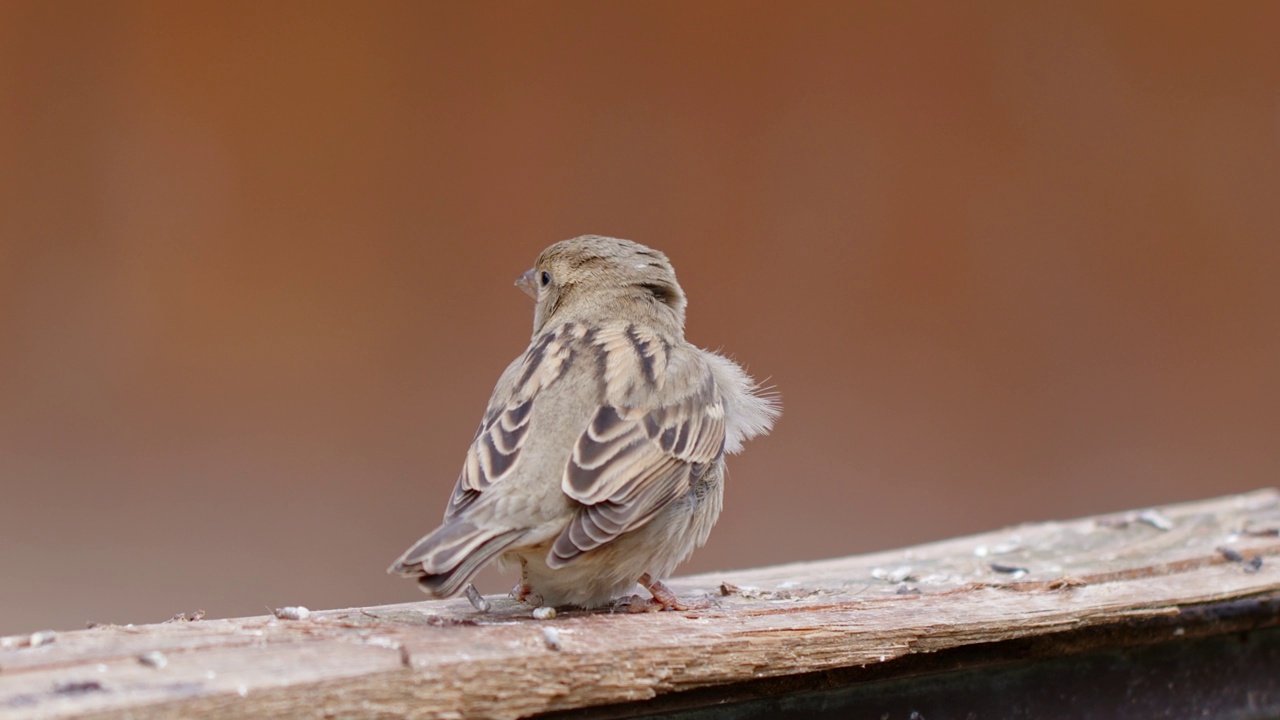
(3, 490), (1279, 719)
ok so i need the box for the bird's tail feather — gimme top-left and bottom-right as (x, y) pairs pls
(388, 520), (522, 598)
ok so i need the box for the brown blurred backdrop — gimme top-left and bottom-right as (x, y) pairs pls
(2, 2), (1279, 635)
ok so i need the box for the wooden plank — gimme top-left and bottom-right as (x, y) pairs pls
(3, 489), (1278, 719)
(608, 620), (1280, 720)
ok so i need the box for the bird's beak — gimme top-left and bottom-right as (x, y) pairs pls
(515, 268), (538, 299)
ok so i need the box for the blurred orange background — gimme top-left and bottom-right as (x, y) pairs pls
(2, 2), (1278, 635)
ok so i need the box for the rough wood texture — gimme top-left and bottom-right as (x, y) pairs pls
(3, 490), (1279, 719)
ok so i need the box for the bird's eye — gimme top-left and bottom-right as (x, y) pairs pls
(539, 270), (552, 287)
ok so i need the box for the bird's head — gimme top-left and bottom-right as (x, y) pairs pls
(516, 235), (687, 336)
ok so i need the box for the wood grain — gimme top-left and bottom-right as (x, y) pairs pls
(3, 490), (1279, 719)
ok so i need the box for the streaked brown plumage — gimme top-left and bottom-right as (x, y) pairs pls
(388, 235), (779, 610)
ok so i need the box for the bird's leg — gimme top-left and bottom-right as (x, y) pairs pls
(464, 583), (490, 613)
(509, 558), (542, 606)
(616, 573), (689, 613)
(639, 573), (688, 610)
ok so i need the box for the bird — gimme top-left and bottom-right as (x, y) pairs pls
(388, 235), (779, 611)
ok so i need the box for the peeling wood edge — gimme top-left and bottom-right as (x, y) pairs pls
(536, 591), (1280, 720)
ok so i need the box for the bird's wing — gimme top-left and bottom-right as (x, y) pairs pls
(443, 322), (586, 519)
(548, 323), (726, 567)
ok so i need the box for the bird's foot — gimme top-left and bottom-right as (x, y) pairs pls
(614, 573), (695, 612)
(611, 594), (661, 613)
(509, 581), (543, 606)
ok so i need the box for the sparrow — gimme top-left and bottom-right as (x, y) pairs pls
(388, 235), (779, 611)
